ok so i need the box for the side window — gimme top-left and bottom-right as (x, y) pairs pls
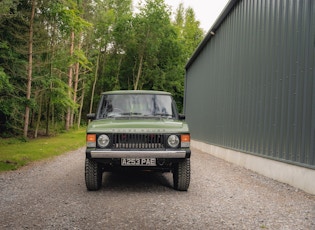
(99, 96), (109, 118)
(171, 99), (179, 119)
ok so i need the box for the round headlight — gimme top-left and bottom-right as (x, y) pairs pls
(97, 134), (110, 148)
(167, 135), (180, 148)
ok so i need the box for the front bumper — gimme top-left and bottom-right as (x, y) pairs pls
(86, 149), (191, 159)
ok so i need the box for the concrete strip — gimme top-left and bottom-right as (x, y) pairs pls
(192, 140), (315, 195)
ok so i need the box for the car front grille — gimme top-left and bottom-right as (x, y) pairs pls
(111, 133), (165, 149)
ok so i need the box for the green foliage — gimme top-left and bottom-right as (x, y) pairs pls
(47, 77), (78, 110)
(73, 49), (92, 71)
(0, 67), (15, 132)
(0, 0), (17, 17)
(49, 0), (92, 34)
(0, 67), (12, 92)
(0, 0), (204, 137)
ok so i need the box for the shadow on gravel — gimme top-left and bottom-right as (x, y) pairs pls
(100, 171), (174, 192)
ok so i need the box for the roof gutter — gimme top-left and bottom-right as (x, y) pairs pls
(185, 0), (240, 70)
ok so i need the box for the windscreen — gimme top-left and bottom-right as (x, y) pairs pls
(98, 94), (175, 119)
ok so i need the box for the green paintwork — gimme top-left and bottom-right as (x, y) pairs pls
(101, 90), (171, 96)
(87, 118), (189, 134)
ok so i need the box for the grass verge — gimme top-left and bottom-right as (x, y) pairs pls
(0, 128), (86, 172)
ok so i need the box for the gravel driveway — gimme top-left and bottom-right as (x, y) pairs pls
(0, 147), (314, 229)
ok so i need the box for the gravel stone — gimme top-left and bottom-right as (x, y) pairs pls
(0, 147), (314, 229)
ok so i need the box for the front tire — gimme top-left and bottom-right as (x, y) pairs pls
(173, 158), (190, 191)
(85, 158), (102, 191)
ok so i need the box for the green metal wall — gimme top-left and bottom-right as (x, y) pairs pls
(185, 0), (315, 169)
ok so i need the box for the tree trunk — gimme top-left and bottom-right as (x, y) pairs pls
(34, 93), (42, 138)
(66, 30), (75, 131)
(78, 81), (85, 128)
(46, 21), (57, 136)
(71, 61), (79, 126)
(89, 48), (101, 114)
(134, 53), (144, 90)
(45, 91), (50, 136)
(115, 55), (123, 89)
(71, 34), (82, 126)
(23, 0), (36, 138)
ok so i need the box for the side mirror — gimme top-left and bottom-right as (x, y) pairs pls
(178, 114), (185, 120)
(87, 113), (96, 120)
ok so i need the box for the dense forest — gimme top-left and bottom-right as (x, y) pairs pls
(0, 0), (204, 138)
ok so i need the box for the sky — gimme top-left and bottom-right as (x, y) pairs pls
(163, 0), (230, 32)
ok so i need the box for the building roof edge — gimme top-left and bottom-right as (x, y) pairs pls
(185, 0), (240, 70)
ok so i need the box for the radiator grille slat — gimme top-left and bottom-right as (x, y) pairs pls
(112, 134), (165, 149)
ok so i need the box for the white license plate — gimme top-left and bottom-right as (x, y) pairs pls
(121, 158), (156, 166)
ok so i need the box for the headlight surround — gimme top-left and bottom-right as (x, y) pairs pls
(97, 134), (110, 148)
(167, 135), (180, 148)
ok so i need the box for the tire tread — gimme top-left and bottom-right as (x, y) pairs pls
(173, 158), (190, 191)
(85, 158), (102, 191)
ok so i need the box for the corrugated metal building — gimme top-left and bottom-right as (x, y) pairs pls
(184, 0), (315, 193)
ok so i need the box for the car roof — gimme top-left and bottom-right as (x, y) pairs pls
(101, 90), (171, 96)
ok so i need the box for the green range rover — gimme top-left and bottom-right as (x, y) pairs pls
(85, 90), (191, 191)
